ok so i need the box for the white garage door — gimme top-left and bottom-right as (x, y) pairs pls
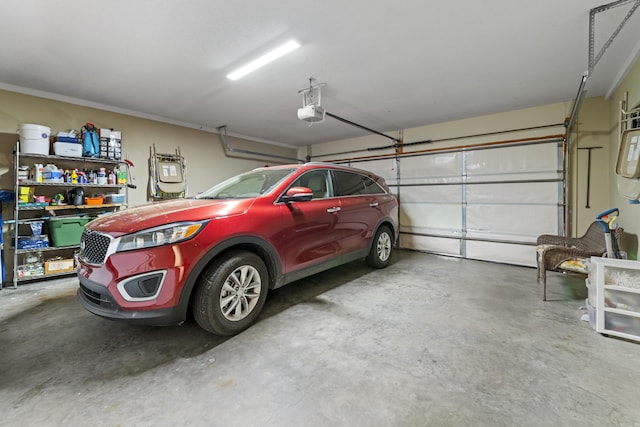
(345, 138), (564, 267)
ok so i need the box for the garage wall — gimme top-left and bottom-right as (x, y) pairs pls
(304, 100), (612, 265)
(570, 97), (611, 238)
(0, 89), (299, 208)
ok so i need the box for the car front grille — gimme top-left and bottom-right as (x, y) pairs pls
(80, 229), (112, 265)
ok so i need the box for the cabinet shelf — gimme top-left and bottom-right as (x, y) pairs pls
(15, 245), (79, 255)
(46, 203), (124, 211)
(18, 180), (123, 189)
(17, 152), (124, 165)
(17, 270), (77, 282)
(17, 203), (125, 212)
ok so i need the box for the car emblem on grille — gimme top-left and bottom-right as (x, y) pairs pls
(80, 240), (86, 251)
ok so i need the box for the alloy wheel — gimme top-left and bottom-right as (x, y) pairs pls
(377, 231), (392, 262)
(219, 265), (262, 321)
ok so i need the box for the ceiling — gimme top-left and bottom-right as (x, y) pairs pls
(1, 0), (639, 147)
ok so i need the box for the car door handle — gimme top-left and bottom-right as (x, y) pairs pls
(327, 207), (341, 213)
(369, 202), (379, 207)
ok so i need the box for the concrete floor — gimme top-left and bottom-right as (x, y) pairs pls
(1, 249), (639, 427)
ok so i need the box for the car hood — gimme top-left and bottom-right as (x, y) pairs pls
(87, 198), (256, 236)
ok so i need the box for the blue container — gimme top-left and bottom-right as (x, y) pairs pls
(56, 136), (79, 143)
(17, 236), (49, 249)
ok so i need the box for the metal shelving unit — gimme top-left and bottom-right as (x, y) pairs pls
(9, 142), (128, 289)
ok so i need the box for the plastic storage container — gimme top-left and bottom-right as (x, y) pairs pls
(604, 288), (640, 313)
(48, 217), (90, 247)
(53, 141), (83, 157)
(85, 196), (104, 205)
(586, 278), (596, 306)
(586, 298), (597, 330)
(18, 123), (51, 155)
(105, 193), (125, 204)
(590, 256), (640, 343)
(604, 311), (640, 335)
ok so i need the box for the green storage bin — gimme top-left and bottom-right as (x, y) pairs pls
(48, 217), (90, 247)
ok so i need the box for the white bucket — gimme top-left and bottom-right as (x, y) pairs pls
(18, 123), (51, 155)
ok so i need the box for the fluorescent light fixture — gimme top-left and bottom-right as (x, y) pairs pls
(226, 40), (300, 80)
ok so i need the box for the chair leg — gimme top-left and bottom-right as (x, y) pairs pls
(536, 250), (548, 300)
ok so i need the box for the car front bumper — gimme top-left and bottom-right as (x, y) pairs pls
(77, 274), (186, 326)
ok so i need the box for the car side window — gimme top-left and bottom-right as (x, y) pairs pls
(361, 175), (386, 195)
(290, 170), (331, 199)
(333, 170), (385, 196)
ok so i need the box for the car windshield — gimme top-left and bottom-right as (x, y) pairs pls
(196, 168), (296, 199)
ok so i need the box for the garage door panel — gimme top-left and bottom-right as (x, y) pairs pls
(466, 241), (537, 267)
(466, 144), (559, 175)
(466, 182), (560, 204)
(401, 185), (462, 203)
(400, 234), (461, 256)
(466, 204), (558, 239)
(400, 203), (462, 232)
(400, 153), (461, 184)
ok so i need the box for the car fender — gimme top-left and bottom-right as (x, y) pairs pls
(174, 236), (283, 318)
(369, 217), (398, 250)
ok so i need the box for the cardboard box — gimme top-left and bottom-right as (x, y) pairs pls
(45, 258), (75, 274)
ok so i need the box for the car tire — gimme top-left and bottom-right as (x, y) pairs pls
(193, 250), (269, 335)
(366, 225), (393, 269)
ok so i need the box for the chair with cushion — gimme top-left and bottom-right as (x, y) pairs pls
(536, 221), (609, 301)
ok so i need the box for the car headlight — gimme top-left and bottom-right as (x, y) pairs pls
(116, 221), (206, 252)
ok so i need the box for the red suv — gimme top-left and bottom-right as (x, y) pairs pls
(77, 163), (398, 335)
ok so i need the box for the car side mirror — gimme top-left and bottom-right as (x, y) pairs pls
(282, 186), (313, 203)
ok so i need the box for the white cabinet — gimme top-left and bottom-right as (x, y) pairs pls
(589, 256), (640, 342)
